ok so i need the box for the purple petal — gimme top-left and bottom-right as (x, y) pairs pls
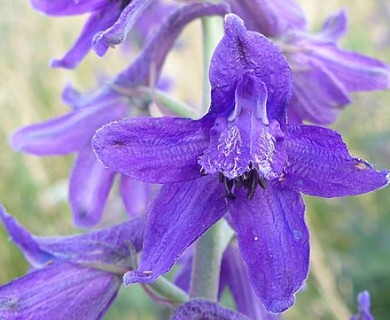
(92, 0), (153, 56)
(124, 175), (227, 285)
(289, 58), (351, 124)
(0, 262), (121, 320)
(93, 116), (212, 183)
(31, 0), (108, 16)
(228, 187), (309, 313)
(171, 299), (250, 320)
(0, 206), (145, 268)
(317, 10), (348, 42)
(227, 0), (306, 37)
(69, 148), (116, 227)
(10, 93), (127, 155)
(200, 74), (287, 179)
(120, 175), (152, 217)
(210, 14), (292, 123)
(350, 291), (374, 320)
(115, 2), (229, 87)
(51, 7), (120, 69)
(282, 124), (390, 197)
(310, 45), (390, 92)
(221, 245), (281, 320)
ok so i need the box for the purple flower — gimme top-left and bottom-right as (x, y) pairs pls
(31, 0), (173, 68)
(171, 299), (249, 320)
(228, 3), (390, 124)
(0, 206), (145, 319)
(350, 291), (374, 320)
(284, 10), (390, 124)
(10, 2), (229, 227)
(92, 14), (389, 313)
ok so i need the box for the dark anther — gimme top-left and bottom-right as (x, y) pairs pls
(258, 175), (268, 189)
(218, 168), (268, 201)
(200, 168), (208, 176)
(120, 0), (132, 10)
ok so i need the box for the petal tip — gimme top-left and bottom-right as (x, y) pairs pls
(123, 270), (155, 286)
(264, 295), (295, 314)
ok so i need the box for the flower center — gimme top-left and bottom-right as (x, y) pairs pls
(219, 162), (268, 200)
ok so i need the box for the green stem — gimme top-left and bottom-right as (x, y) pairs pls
(189, 221), (223, 300)
(200, 6), (224, 114)
(147, 276), (189, 305)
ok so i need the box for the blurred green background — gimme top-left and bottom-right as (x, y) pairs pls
(1, 0), (390, 319)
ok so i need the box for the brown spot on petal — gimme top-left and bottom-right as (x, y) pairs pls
(355, 161), (368, 170)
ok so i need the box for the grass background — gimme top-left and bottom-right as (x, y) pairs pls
(1, 0), (390, 319)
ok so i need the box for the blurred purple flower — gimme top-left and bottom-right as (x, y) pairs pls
(0, 206), (145, 320)
(350, 291), (374, 320)
(31, 0), (174, 68)
(171, 299), (250, 320)
(10, 2), (229, 227)
(92, 14), (389, 313)
(228, 2), (390, 124)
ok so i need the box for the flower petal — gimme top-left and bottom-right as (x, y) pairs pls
(289, 59), (351, 124)
(209, 14), (292, 123)
(0, 262), (121, 320)
(228, 187), (309, 313)
(124, 175), (227, 285)
(171, 299), (250, 320)
(282, 124), (390, 197)
(10, 93), (127, 155)
(51, 8), (120, 69)
(115, 2), (229, 87)
(93, 116), (212, 183)
(317, 10), (348, 42)
(0, 206), (146, 268)
(350, 291), (374, 320)
(120, 175), (152, 217)
(227, 0), (306, 37)
(221, 244), (280, 320)
(92, 0), (153, 56)
(69, 148), (116, 227)
(31, 0), (108, 16)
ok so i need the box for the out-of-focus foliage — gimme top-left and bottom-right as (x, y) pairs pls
(0, 0), (389, 319)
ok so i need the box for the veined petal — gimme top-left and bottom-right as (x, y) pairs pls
(10, 94), (127, 155)
(209, 14), (292, 122)
(171, 299), (250, 320)
(93, 0), (153, 56)
(69, 148), (116, 227)
(289, 58), (351, 124)
(115, 2), (229, 87)
(229, 187), (309, 313)
(51, 7), (120, 69)
(311, 45), (390, 92)
(227, 0), (306, 37)
(0, 206), (145, 268)
(221, 245), (280, 320)
(124, 175), (227, 285)
(120, 175), (152, 217)
(31, 0), (108, 16)
(93, 116), (212, 183)
(0, 262), (121, 320)
(282, 124), (390, 197)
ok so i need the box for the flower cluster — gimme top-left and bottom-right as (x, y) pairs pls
(1, 0), (389, 319)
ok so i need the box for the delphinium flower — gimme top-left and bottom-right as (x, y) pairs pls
(10, 2), (229, 227)
(92, 14), (389, 313)
(350, 291), (374, 320)
(227, 1), (390, 124)
(0, 206), (145, 319)
(31, 0), (175, 68)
